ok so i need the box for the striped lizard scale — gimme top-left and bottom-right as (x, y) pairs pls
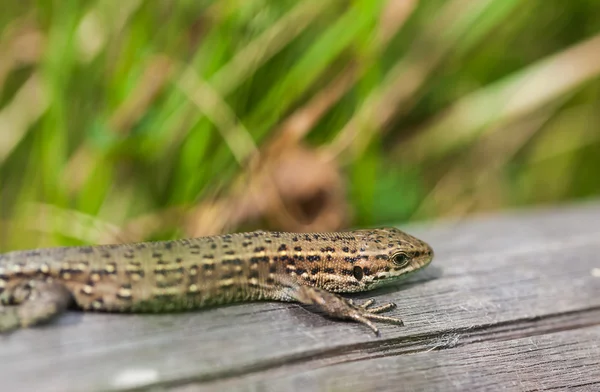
(0, 228), (433, 334)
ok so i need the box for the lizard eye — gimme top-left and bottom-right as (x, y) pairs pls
(392, 252), (410, 267)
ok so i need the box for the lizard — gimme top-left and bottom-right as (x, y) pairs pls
(0, 227), (433, 334)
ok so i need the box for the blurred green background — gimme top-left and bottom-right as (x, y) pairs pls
(1, 0), (599, 251)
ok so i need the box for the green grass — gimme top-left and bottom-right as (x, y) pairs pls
(1, 0), (599, 250)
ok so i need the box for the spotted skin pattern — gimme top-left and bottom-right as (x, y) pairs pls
(0, 228), (433, 334)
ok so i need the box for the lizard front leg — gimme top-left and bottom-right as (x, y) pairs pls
(0, 281), (73, 333)
(290, 285), (403, 335)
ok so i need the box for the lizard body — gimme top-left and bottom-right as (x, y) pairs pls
(0, 228), (433, 334)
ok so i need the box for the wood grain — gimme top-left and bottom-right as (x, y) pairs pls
(192, 327), (600, 392)
(2, 202), (600, 392)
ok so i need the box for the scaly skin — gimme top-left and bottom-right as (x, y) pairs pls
(0, 228), (433, 334)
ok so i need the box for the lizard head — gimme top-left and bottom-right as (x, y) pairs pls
(322, 227), (433, 293)
(366, 227), (433, 285)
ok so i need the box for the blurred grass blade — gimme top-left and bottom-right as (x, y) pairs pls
(177, 67), (257, 164)
(210, 0), (339, 95)
(329, 0), (520, 159)
(401, 33), (600, 162)
(0, 74), (48, 163)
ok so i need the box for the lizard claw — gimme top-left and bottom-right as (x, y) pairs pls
(350, 299), (403, 335)
(357, 298), (397, 314)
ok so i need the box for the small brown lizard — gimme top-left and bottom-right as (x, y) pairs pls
(0, 228), (433, 334)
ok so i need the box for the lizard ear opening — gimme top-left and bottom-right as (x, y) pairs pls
(353, 266), (364, 281)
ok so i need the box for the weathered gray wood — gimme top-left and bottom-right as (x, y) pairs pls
(190, 327), (600, 392)
(2, 202), (600, 392)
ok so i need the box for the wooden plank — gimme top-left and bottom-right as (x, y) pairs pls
(2, 202), (600, 391)
(190, 326), (600, 392)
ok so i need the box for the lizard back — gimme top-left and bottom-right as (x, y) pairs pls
(0, 229), (433, 313)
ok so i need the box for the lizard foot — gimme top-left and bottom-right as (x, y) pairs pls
(0, 281), (72, 333)
(293, 285), (404, 335)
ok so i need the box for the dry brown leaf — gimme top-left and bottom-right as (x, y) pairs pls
(185, 142), (348, 237)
